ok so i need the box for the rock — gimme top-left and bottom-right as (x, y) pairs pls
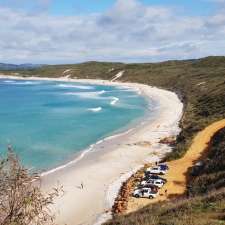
(159, 136), (176, 145)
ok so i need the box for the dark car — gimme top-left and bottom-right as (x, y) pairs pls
(136, 183), (159, 192)
(144, 173), (167, 184)
(159, 164), (169, 171)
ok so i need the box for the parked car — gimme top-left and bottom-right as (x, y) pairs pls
(146, 166), (167, 175)
(158, 163), (169, 171)
(141, 179), (164, 188)
(133, 188), (158, 199)
(135, 183), (159, 192)
(144, 173), (167, 184)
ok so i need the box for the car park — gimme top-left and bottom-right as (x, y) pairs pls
(132, 162), (169, 201)
(133, 188), (158, 199)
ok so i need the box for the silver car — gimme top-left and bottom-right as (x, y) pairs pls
(133, 188), (159, 199)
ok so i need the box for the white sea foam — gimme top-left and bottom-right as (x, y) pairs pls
(98, 90), (106, 94)
(3, 80), (15, 83)
(58, 84), (94, 90)
(5, 81), (37, 85)
(41, 144), (95, 177)
(115, 86), (141, 94)
(41, 124), (136, 178)
(87, 107), (102, 112)
(110, 97), (119, 105)
(104, 128), (134, 141)
(96, 140), (104, 145)
(64, 90), (108, 99)
(64, 91), (101, 99)
(20, 81), (39, 85)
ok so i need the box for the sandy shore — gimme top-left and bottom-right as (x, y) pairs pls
(0, 75), (183, 225)
(127, 119), (225, 214)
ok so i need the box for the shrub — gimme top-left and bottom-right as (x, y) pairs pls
(0, 147), (61, 225)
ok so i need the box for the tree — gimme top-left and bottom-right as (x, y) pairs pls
(0, 147), (62, 225)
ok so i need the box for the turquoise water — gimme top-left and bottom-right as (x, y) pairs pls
(0, 79), (151, 172)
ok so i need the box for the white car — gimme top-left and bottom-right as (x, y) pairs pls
(141, 179), (164, 188)
(133, 188), (158, 199)
(146, 166), (167, 175)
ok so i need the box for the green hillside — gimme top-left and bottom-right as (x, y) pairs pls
(105, 190), (225, 225)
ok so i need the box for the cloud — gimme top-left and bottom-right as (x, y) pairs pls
(0, 0), (225, 64)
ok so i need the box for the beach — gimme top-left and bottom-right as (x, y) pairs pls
(0, 75), (183, 225)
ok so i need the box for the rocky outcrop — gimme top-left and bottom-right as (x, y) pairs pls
(112, 164), (151, 215)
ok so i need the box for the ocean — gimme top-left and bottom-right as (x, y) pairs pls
(0, 78), (152, 172)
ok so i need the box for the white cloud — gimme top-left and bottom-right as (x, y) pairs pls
(0, 0), (225, 64)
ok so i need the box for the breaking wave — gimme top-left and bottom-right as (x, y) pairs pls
(64, 90), (107, 99)
(3, 80), (15, 83)
(87, 107), (102, 112)
(5, 81), (38, 85)
(110, 97), (119, 105)
(57, 84), (94, 90)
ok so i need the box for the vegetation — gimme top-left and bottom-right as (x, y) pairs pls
(0, 148), (61, 225)
(105, 190), (225, 225)
(188, 128), (225, 196)
(2, 56), (225, 160)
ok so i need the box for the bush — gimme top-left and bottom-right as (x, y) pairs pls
(0, 147), (61, 225)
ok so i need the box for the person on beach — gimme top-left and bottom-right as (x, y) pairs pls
(165, 189), (168, 196)
(81, 182), (84, 189)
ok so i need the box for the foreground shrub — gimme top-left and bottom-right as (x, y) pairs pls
(0, 148), (61, 225)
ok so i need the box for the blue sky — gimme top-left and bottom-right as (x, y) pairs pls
(39, 0), (216, 16)
(0, 0), (218, 15)
(0, 0), (225, 64)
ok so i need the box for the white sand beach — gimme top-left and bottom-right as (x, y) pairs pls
(0, 75), (183, 225)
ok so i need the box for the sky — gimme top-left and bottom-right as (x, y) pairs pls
(0, 0), (225, 64)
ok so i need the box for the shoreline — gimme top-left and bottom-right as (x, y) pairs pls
(0, 74), (157, 177)
(0, 74), (183, 225)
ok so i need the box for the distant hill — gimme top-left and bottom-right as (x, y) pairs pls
(0, 63), (43, 71)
